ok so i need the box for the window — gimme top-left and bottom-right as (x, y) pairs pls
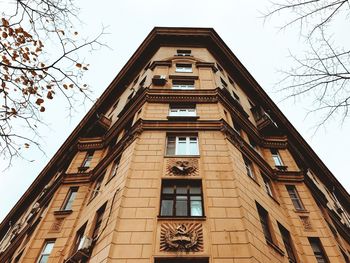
(169, 104), (196, 117)
(72, 224), (86, 254)
(90, 174), (105, 200)
(172, 80), (195, 90)
(271, 149), (284, 166)
(278, 223), (297, 263)
(243, 156), (255, 179)
(262, 174), (274, 197)
(37, 240), (55, 263)
(175, 63), (192, 73)
(108, 156), (121, 181)
(81, 151), (94, 168)
(108, 99), (120, 116)
(217, 63), (224, 72)
(61, 187), (78, 211)
(308, 237), (329, 263)
(220, 77), (228, 88)
(232, 91), (240, 102)
(176, 49), (191, 56)
(256, 202), (273, 243)
(160, 180), (203, 217)
(92, 203), (106, 240)
(232, 120), (242, 135)
(248, 135), (257, 150)
(166, 136), (199, 156)
(286, 185), (305, 211)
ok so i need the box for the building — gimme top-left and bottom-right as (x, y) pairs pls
(0, 27), (349, 263)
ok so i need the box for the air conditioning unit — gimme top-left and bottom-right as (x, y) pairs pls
(77, 236), (93, 252)
(152, 75), (167, 86)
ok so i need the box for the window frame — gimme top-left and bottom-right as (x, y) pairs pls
(166, 135), (199, 156)
(271, 149), (284, 166)
(286, 185), (305, 211)
(172, 80), (195, 90)
(308, 237), (329, 263)
(71, 223), (87, 255)
(175, 63), (192, 73)
(92, 203), (107, 240)
(243, 156), (255, 179)
(278, 222), (297, 263)
(159, 180), (204, 218)
(176, 49), (192, 56)
(256, 202), (274, 243)
(90, 174), (105, 201)
(107, 156), (121, 181)
(81, 150), (94, 168)
(61, 187), (78, 211)
(169, 104), (197, 117)
(262, 174), (274, 197)
(37, 240), (55, 263)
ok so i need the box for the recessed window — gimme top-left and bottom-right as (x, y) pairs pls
(286, 185), (305, 211)
(81, 151), (94, 168)
(220, 77), (228, 88)
(248, 135), (258, 150)
(169, 104), (196, 117)
(278, 223), (297, 263)
(176, 49), (191, 56)
(217, 63), (224, 72)
(232, 90), (240, 102)
(166, 136), (199, 156)
(256, 202), (273, 243)
(176, 63), (192, 73)
(271, 149), (284, 166)
(92, 203), (107, 239)
(90, 174), (105, 200)
(243, 156), (255, 179)
(108, 156), (121, 181)
(308, 237), (329, 263)
(61, 187), (78, 211)
(37, 240), (55, 263)
(172, 80), (195, 90)
(262, 174), (274, 197)
(72, 223), (86, 255)
(160, 180), (203, 217)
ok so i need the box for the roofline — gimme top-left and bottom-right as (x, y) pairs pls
(1, 27), (349, 235)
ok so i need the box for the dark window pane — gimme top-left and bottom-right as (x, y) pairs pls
(176, 186), (187, 194)
(176, 196), (188, 216)
(162, 186), (174, 194)
(190, 187), (201, 194)
(161, 200), (173, 216)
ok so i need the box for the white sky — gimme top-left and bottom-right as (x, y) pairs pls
(0, 0), (349, 222)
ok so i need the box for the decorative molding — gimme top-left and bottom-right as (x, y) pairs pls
(77, 137), (104, 151)
(195, 62), (218, 72)
(300, 216), (313, 231)
(49, 218), (64, 232)
(150, 60), (172, 70)
(166, 158), (199, 176)
(160, 223), (203, 252)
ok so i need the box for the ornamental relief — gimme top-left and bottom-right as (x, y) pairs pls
(160, 223), (203, 252)
(166, 158), (198, 177)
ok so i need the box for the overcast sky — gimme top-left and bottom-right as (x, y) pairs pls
(1, 0), (349, 222)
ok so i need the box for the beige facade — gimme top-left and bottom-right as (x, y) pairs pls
(0, 27), (349, 263)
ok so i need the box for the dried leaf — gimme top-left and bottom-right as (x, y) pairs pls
(40, 106), (45, 112)
(35, 98), (44, 105)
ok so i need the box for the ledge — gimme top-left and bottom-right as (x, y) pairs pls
(267, 239), (285, 256)
(167, 116), (200, 121)
(53, 210), (73, 216)
(164, 155), (200, 158)
(293, 209), (309, 214)
(169, 75), (199, 80)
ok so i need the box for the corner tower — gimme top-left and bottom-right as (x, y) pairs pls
(1, 27), (349, 263)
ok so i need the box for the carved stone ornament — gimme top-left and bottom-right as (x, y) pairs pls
(160, 223), (203, 252)
(50, 218), (64, 232)
(166, 159), (198, 176)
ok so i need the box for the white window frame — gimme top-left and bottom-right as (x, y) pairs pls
(169, 107), (196, 117)
(167, 136), (199, 156)
(263, 176), (273, 197)
(271, 149), (284, 166)
(37, 241), (55, 263)
(172, 83), (195, 90)
(175, 64), (192, 73)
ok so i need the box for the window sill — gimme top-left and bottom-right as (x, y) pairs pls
(53, 210), (73, 216)
(267, 239), (285, 256)
(105, 175), (116, 185)
(293, 209), (309, 214)
(167, 116), (199, 121)
(248, 176), (260, 187)
(158, 216), (206, 221)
